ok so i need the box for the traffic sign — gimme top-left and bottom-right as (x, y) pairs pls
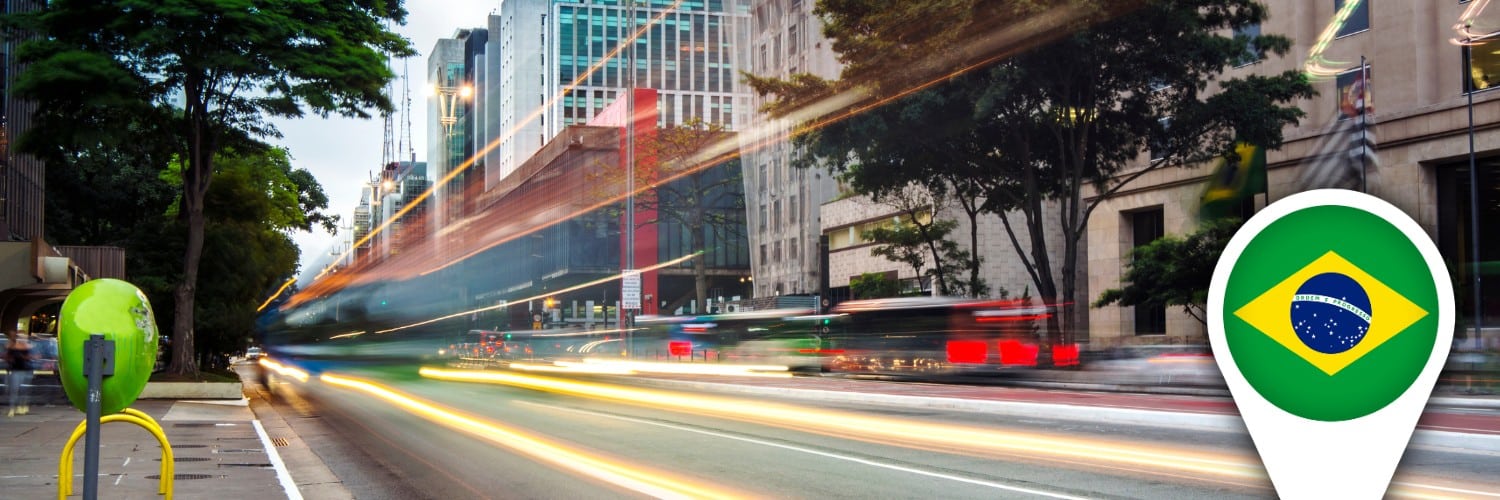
(622, 269), (641, 309)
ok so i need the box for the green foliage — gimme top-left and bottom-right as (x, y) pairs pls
(748, 0), (1313, 345)
(850, 272), (901, 299)
(5, 0), (411, 374)
(1094, 218), (1241, 325)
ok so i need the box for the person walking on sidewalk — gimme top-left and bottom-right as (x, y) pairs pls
(6, 332), (35, 416)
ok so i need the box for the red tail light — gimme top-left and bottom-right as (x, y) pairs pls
(946, 340), (987, 364)
(1052, 344), (1080, 367)
(999, 340), (1038, 366)
(669, 340), (691, 357)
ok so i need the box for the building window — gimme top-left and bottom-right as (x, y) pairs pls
(759, 43), (767, 72)
(758, 204), (768, 232)
(1233, 23), (1261, 67)
(1335, 65), (1371, 119)
(1438, 159), (1500, 331)
(789, 22), (800, 55)
(760, 243), (767, 263)
(788, 195), (798, 223)
(772, 200), (782, 230)
(1334, 0), (1369, 38)
(1131, 208), (1167, 335)
(773, 241), (782, 262)
(789, 237), (799, 260)
(1465, 43), (1500, 93)
(1149, 117), (1171, 161)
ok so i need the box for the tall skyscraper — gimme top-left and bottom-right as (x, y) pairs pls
(487, 0), (753, 183)
(739, 0), (840, 299)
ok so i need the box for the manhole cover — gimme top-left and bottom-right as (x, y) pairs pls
(155, 457), (210, 462)
(146, 473), (218, 480)
(218, 463), (272, 468)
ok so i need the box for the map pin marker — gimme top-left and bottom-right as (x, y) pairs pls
(1208, 189), (1454, 499)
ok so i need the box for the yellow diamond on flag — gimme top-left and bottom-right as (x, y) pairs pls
(1233, 251), (1428, 376)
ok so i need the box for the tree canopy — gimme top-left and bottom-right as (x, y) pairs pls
(748, 0), (1313, 349)
(1094, 218), (1240, 326)
(7, 0), (412, 374)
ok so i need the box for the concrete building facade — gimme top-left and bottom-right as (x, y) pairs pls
(1085, 1), (1500, 349)
(739, 0), (841, 299)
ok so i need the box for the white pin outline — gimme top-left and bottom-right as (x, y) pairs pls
(1208, 189), (1454, 500)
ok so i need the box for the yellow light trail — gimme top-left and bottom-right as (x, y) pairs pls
(258, 357), (310, 383)
(304, 0), (688, 286)
(1303, 0), (1367, 78)
(256, 277), (298, 312)
(418, 367), (1266, 483)
(318, 372), (743, 499)
(369, 251), (701, 335)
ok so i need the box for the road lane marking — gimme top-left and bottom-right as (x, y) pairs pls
(253, 420), (303, 500)
(516, 400), (1089, 500)
(319, 372), (744, 499)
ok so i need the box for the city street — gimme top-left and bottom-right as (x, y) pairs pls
(246, 362), (1500, 499)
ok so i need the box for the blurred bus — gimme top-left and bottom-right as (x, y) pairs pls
(821, 297), (1053, 376)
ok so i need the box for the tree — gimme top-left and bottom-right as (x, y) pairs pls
(1095, 218), (1240, 326)
(748, 0), (1312, 349)
(599, 118), (746, 313)
(857, 185), (973, 296)
(850, 272), (900, 299)
(8, 1), (412, 375)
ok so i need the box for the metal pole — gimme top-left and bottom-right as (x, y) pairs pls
(623, 1), (640, 357)
(1468, 61), (1485, 351)
(1360, 56), (1369, 193)
(83, 334), (109, 499)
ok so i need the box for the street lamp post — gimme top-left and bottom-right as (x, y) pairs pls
(432, 84), (474, 138)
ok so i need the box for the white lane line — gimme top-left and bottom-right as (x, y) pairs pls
(122, 457), (130, 467)
(252, 420), (304, 500)
(515, 401), (1088, 500)
(114, 474), (124, 486)
(1391, 481), (1500, 498)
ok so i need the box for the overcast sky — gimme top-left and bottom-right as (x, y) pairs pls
(274, 0), (497, 278)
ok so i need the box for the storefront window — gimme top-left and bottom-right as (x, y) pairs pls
(1437, 158), (1500, 340)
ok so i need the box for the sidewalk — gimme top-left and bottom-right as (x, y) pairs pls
(0, 364), (345, 499)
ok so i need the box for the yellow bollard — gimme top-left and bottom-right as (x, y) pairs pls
(58, 411), (175, 499)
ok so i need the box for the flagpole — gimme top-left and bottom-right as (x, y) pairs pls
(1360, 55), (1368, 193)
(1467, 46), (1484, 351)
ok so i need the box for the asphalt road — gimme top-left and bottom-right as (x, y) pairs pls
(251, 362), (1500, 499)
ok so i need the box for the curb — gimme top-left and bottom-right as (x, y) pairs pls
(626, 377), (1500, 453)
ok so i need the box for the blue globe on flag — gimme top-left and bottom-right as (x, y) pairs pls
(1290, 272), (1372, 354)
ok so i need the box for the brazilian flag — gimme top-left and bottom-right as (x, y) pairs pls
(1219, 203), (1439, 421)
(1199, 142), (1267, 221)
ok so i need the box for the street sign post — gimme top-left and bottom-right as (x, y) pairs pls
(622, 269), (641, 310)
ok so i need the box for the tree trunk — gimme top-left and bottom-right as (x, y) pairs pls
(170, 166), (207, 375)
(691, 221), (708, 313)
(968, 208), (981, 298)
(169, 84), (213, 376)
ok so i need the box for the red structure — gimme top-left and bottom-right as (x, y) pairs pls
(588, 88), (660, 317)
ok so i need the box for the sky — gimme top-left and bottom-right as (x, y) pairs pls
(272, 0), (497, 279)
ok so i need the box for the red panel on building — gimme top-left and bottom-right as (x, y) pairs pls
(589, 88), (660, 317)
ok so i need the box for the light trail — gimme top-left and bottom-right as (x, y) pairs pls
(256, 277), (298, 312)
(418, 367), (1266, 482)
(286, 1), (1093, 307)
(518, 400), (1092, 500)
(369, 251), (701, 335)
(301, 0), (688, 287)
(1303, 0), (1368, 78)
(318, 372), (743, 499)
(258, 357), (310, 383)
(1454, 0), (1499, 45)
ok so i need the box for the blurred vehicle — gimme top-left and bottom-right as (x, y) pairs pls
(634, 309), (822, 369)
(822, 297), (1056, 376)
(1084, 344), (1223, 387)
(246, 346), (263, 360)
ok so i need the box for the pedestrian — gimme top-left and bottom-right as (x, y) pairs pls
(6, 332), (36, 417)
